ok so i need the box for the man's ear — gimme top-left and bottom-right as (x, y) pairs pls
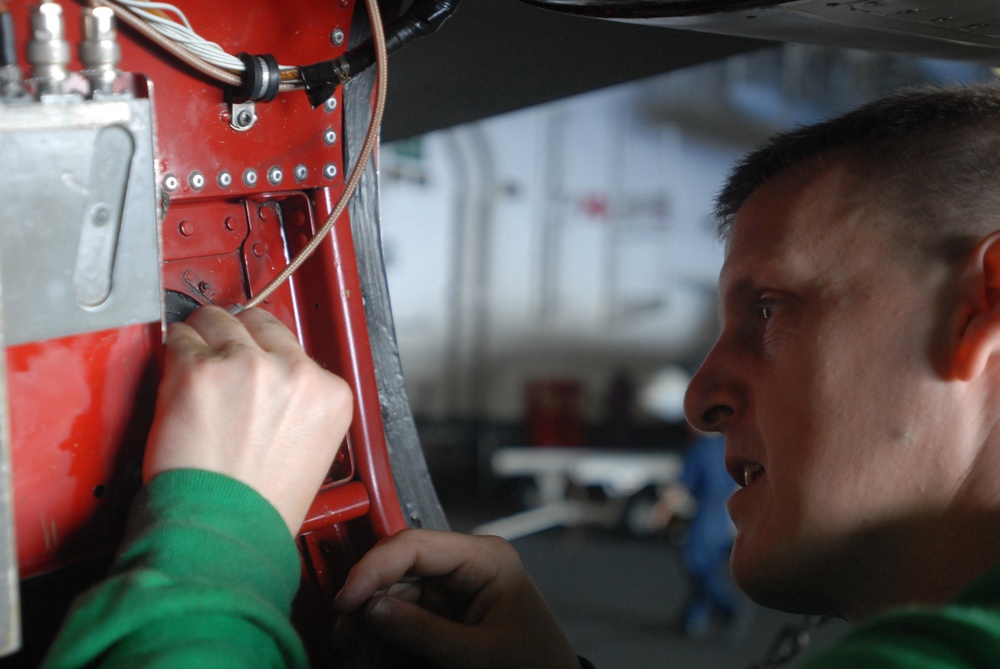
(949, 230), (1000, 381)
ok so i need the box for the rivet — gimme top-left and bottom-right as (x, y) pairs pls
(189, 171), (205, 190)
(217, 170), (233, 188)
(224, 216), (236, 231)
(243, 168), (258, 187)
(294, 164), (308, 182)
(323, 163), (338, 179)
(163, 174), (179, 191)
(296, 232), (309, 247)
(267, 165), (283, 186)
(91, 204), (111, 226)
(323, 128), (337, 145)
(324, 97), (337, 112)
(258, 205), (271, 222)
(179, 220), (195, 237)
(252, 242), (264, 258)
(331, 28), (345, 46)
(198, 281), (211, 293)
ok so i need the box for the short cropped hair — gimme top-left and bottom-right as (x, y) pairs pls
(716, 82), (1000, 260)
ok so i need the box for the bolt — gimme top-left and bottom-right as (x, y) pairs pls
(243, 168), (258, 187)
(189, 171), (205, 190)
(331, 28), (345, 46)
(198, 281), (211, 293)
(323, 163), (338, 179)
(323, 128), (337, 145)
(324, 97), (337, 112)
(179, 220), (195, 237)
(252, 242), (264, 258)
(163, 174), (179, 191)
(217, 170), (232, 188)
(267, 165), (283, 186)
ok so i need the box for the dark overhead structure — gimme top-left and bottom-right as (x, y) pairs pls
(384, 0), (1000, 141)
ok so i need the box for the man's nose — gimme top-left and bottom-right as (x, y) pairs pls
(684, 345), (739, 433)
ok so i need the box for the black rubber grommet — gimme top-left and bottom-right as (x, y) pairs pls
(260, 53), (280, 102)
(233, 52), (279, 102)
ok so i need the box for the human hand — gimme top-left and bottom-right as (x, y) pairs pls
(333, 529), (581, 669)
(143, 306), (353, 535)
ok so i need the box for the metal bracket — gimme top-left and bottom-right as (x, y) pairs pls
(229, 100), (256, 132)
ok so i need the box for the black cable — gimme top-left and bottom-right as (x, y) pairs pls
(299, 0), (460, 108)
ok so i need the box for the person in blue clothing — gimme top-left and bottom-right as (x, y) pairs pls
(672, 427), (737, 636)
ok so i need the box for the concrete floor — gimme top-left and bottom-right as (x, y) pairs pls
(448, 506), (850, 669)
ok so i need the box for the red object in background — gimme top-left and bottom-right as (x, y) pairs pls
(525, 380), (586, 447)
(3, 1), (408, 664)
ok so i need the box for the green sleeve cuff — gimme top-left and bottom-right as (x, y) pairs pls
(116, 469), (301, 607)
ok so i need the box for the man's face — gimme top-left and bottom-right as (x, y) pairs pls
(683, 158), (966, 618)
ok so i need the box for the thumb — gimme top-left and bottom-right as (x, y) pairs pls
(364, 595), (495, 668)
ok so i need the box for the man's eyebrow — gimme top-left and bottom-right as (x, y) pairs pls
(719, 277), (761, 314)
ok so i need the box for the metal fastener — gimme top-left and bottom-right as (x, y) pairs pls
(267, 165), (283, 186)
(224, 216), (236, 231)
(189, 171), (205, 190)
(217, 170), (232, 188)
(294, 164), (308, 182)
(243, 168), (258, 187)
(163, 174), (179, 191)
(179, 220), (195, 237)
(324, 97), (337, 112)
(323, 163), (338, 179)
(91, 204), (111, 226)
(323, 128), (337, 145)
(330, 28), (345, 46)
(252, 242), (264, 258)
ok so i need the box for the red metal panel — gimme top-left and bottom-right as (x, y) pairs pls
(5, 1), (406, 630)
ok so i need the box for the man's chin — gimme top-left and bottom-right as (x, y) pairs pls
(731, 545), (842, 617)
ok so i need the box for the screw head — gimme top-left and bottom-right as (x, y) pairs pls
(331, 28), (345, 46)
(323, 163), (338, 179)
(243, 168), (258, 187)
(236, 109), (254, 127)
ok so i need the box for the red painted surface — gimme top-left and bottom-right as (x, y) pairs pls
(5, 2), (407, 643)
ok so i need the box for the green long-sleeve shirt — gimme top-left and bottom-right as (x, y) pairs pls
(804, 562), (1000, 668)
(37, 467), (1000, 669)
(41, 469), (307, 669)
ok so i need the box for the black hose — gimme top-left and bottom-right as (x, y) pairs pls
(300, 0), (461, 108)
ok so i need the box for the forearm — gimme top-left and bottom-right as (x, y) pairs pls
(42, 470), (307, 669)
